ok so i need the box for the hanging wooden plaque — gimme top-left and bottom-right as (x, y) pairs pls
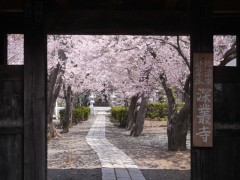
(193, 53), (213, 147)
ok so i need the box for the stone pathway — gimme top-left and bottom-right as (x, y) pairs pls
(86, 112), (146, 180)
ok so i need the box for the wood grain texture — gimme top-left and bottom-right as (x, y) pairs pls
(0, 66), (24, 80)
(12, 81), (24, 126)
(24, 3), (47, 178)
(0, 80), (23, 127)
(192, 148), (214, 180)
(0, 134), (23, 180)
(0, 81), (12, 126)
(213, 135), (240, 179)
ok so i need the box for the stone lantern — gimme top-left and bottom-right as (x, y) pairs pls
(111, 93), (116, 106)
(89, 94), (95, 115)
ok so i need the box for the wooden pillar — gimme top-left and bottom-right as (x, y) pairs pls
(191, 0), (214, 179)
(0, 33), (7, 65)
(24, 1), (47, 180)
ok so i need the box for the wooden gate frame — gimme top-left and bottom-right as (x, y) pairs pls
(1, 0), (240, 179)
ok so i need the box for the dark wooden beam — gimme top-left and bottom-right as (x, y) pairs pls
(0, 0), (24, 12)
(0, 66), (24, 80)
(163, 0), (178, 11)
(191, 0), (214, 179)
(213, 15), (240, 34)
(213, 0), (240, 13)
(50, 0), (166, 11)
(0, 13), (24, 33)
(24, 1), (47, 180)
(0, 34), (7, 65)
(45, 10), (190, 35)
(0, 127), (23, 134)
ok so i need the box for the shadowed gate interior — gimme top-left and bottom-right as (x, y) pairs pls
(0, 0), (240, 180)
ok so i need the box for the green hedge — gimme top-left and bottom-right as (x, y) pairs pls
(111, 102), (185, 123)
(111, 106), (128, 127)
(146, 102), (185, 121)
(73, 106), (90, 123)
(59, 106), (90, 125)
(146, 102), (168, 120)
(59, 109), (65, 125)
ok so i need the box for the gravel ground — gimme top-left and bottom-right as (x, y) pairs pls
(48, 115), (190, 180)
(48, 116), (102, 180)
(105, 116), (190, 180)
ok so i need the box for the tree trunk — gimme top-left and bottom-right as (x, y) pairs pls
(81, 90), (90, 106)
(47, 48), (67, 138)
(167, 99), (190, 151)
(126, 94), (139, 130)
(47, 64), (64, 139)
(47, 65), (59, 124)
(130, 93), (148, 136)
(161, 74), (190, 151)
(62, 84), (72, 133)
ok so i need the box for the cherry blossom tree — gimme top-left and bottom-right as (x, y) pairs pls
(47, 35), (70, 135)
(149, 36), (191, 151)
(147, 35), (236, 150)
(213, 35), (236, 66)
(46, 34), (236, 148)
(7, 34), (24, 65)
(8, 34), (236, 148)
(47, 35), (128, 133)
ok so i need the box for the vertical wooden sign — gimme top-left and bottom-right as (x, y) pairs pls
(193, 53), (213, 147)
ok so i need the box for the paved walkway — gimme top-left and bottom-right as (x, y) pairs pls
(86, 112), (146, 180)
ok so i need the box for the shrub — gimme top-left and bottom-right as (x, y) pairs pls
(72, 106), (90, 124)
(146, 102), (168, 120)
(59, 106), (90, 125)
(59, 109), (65, 125)
(111, 106), (128, 127)
(146, 102), (185, 121)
